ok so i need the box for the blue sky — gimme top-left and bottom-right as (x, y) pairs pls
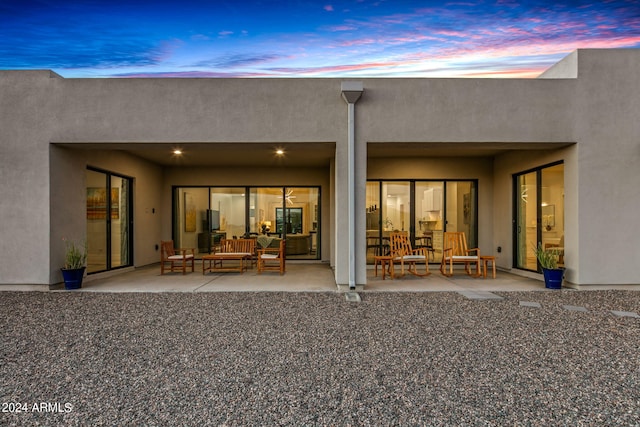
(1, 0), (639, 78)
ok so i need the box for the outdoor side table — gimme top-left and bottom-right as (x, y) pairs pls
(481, 255), (496, 279)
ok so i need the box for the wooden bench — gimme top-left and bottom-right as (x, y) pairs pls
(202, 238), (254, 274)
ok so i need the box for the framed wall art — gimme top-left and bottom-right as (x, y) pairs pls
(184, 192), (196, 232)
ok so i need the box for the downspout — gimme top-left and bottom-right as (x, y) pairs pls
(341, 82), (364, 290)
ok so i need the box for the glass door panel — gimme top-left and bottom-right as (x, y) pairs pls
(540, 164), (564, 266)
(251, 187), (282, 235)
(174, 187), (209, 254)
(250, 187), (320, 259)
(211, 187), (246, 239)
(516, 172), (538, 270)
(86, 169), (132, 274)
(382, 182), (410, 259)
(110, 176), (130, 268)
(282, 187), (319, 258)
(86, 169), (108, 273)
(366, 181), (381, 263)
(382, 182), (410, 233)
(445, 181), (477, 248)
(515, 164), (564, 272)
(415, 182), (444, 263)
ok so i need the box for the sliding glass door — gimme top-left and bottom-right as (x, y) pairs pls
(86, 168), (132, 274)
(175, 186), (320, 259)
(366, 180), (477, 264)
(514, 162), (564, 272)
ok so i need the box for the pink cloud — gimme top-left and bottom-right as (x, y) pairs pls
(116, 70), (275, 78)
(262, 57), (545, 78)
(331, 32), (438, 48)
(267, 60), (402, 75)
(325, 24), (358, 32)
(324, 5), (334, 12)
(432, 29), (468, 38)
(333, 37), (378, 47)
(460, 68), (545, 78)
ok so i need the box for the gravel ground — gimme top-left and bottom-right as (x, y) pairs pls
(1, 290), (639, 426)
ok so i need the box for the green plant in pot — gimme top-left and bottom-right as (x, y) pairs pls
(61, 238), (87, 290)
(533, 242), (564, 289)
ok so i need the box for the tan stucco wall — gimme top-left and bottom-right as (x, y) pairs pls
(571, 50), (640, 285)
(2, 49), (640, 286)
(52, 78), (345, 143)
(1, 71), (61, 284)
(356, 78), (575, 144)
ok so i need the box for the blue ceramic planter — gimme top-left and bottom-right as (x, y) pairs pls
(61, 267), (86, 290)
(543, 268), (564, 289)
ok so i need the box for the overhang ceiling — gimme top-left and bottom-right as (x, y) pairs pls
(367, 142), (574, 159)
(59, 142), (337, 168)
(56, 141), (574, 167)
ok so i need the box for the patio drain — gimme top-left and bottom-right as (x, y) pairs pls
(345, 292), (361, 303)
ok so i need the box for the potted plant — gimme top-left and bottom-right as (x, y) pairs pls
(533, 242), (564, 289)
(61, 238), (87, 290)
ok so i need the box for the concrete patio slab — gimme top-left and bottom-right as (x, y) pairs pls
(74, 262), (551, 293)
(3, 262), (639, 294)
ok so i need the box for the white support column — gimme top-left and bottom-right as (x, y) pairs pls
(341, 82), (363, 290)
(347, 101), (356, 289)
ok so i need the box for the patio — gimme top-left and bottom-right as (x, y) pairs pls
(63, 261), (551, 293)
(5, 261), (639, 293)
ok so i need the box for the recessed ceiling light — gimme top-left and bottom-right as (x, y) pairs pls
(173, 149), (182, 155)
(275, 149), (284, 155)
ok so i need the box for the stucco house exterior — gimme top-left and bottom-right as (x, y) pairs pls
(1, 48), (638, 289)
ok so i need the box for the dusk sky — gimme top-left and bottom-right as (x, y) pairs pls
(1, 0), (639, 78)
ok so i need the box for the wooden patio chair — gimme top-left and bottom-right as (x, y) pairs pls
(440, 232), (481, 277)
(160, 240), (195, 275)
(257, 239), (286, 275)
(389, 232), (430, 277)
